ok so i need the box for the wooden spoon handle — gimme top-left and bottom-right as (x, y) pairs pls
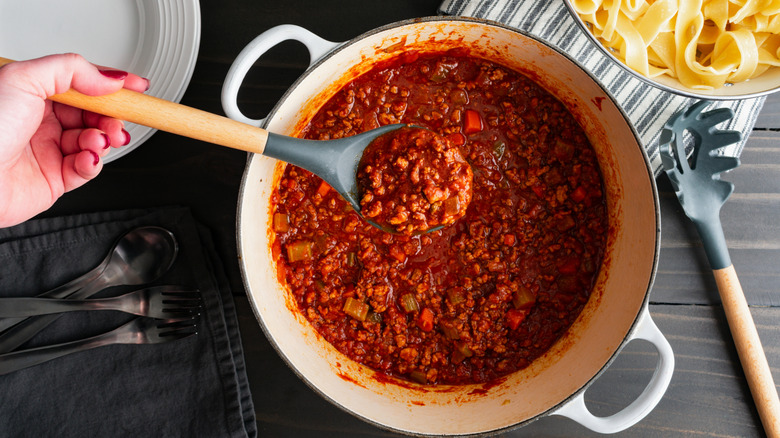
(714, 265), (780, 437)
(0, 56), (269, 154)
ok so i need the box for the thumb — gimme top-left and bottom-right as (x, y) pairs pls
(3, 53), (127, 99)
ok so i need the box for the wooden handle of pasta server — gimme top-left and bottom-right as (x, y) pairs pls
(0, 56), (269, 154)
(714, 265), (780, 437)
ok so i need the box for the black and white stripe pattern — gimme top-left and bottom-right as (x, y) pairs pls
(438, 0), (766, 175)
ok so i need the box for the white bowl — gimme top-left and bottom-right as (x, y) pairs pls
(562, 1), (780, 100)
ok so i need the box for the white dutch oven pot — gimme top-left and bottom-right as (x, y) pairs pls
(224, 17), (673, 436)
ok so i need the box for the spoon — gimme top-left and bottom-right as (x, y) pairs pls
(0, 226), (178, 352)
(0, 56), (404, 216)
(659, 101), (780, 437)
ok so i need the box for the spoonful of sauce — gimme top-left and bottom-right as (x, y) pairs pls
(357, 126), (472, 235)
(0, 57), (472, 234)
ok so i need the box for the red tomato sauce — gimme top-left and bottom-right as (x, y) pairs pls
(358, 126), (473, 235)
(270, 50), (608, 385)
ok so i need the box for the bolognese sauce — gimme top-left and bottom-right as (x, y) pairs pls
(358, 126), (473, 235)
(270, 50), (608, 385)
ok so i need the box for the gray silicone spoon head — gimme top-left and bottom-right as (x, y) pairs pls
(658, 101), (742, 270)
(262, 123), (404, 213)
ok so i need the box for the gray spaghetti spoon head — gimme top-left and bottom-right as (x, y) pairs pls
(658, 100), (742, 269)
(659, 103), (780, 438)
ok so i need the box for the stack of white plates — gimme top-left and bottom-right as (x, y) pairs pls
(0, 0), (201, 162)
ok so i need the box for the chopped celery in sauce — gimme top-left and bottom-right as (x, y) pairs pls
(409, 370), (427, 384)
(366, 311), (382, 324)
(513, 285), (536, 309)
(343, 297), (369, 321)
(273, 213), (290, 233)
(447, 289), (466, 305)
(286, 240), (313, 262)
(400, 293), (420, 313)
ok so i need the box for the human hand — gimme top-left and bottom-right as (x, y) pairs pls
(0, 53), (149, 227)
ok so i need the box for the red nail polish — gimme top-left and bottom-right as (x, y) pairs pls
(122, 129), (131, 146)
(144, 78), (151, 92)
(99, 69), (128, 80)
(90, 150), (100, 166)
(102, 133), (111, 149)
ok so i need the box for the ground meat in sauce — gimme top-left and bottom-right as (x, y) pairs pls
(270, 49), (608, 385)
(358, 126), (473, 235)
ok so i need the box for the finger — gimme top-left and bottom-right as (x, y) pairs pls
(62, 150), (102, 192)
(4, 53), (125, 98)
(123, 73), (150, 93)
(91, 60), (149, 93)
(81, 111), (131, 147)
(60, 128), (111, 156)
(52, 70), (148, 129)
(56, 107), (132, 149)
(75, 112), (129, 148)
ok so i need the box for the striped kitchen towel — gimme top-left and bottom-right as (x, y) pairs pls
(438, 0), (765, 175)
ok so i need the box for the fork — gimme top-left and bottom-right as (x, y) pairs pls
(0, 317), (198, 375)
(0, 286), (201, 319)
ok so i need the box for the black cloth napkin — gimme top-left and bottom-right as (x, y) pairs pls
(437, 0), (765, 176)
(0, 207), (256, 438)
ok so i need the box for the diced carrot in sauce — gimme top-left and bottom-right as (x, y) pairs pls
(463, 109), (483, 134)
(445, 132), (466, 147)
(417, 308), (434, 332)
(558, 257), (581, 275)
(571, 186), (587, 202)
(316, 181), (331, 198)
(503, 234), (516, 246)
(443, 196), (460, 216)
(389, 244), (407, 262)
(506, 309), (529, 330)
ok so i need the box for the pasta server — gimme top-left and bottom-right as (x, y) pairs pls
(659, 101), (780, 437)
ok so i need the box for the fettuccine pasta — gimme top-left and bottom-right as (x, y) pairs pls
(572, 0), (780, 90)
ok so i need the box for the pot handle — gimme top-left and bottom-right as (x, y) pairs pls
(550, 306), (674, 433)
(221, 24), (342, 126)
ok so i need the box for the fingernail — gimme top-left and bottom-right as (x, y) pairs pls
(122, 129), (131, 146)
(143, 78), (151, 92)
(102, 133), (111, 149)
(99, 69), (128, 80)
(90, 150), (100, 166)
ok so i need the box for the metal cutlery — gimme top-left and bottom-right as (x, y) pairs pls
(0, 226), (178, 353)
(0, 286), (201, 319)
(0, 317), (198, 376)
(660, 101), (780, 437)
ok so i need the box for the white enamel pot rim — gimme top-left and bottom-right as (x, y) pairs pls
(226, 16), (672, 437)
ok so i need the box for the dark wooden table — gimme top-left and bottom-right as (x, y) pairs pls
(45, 1), (780, 436)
